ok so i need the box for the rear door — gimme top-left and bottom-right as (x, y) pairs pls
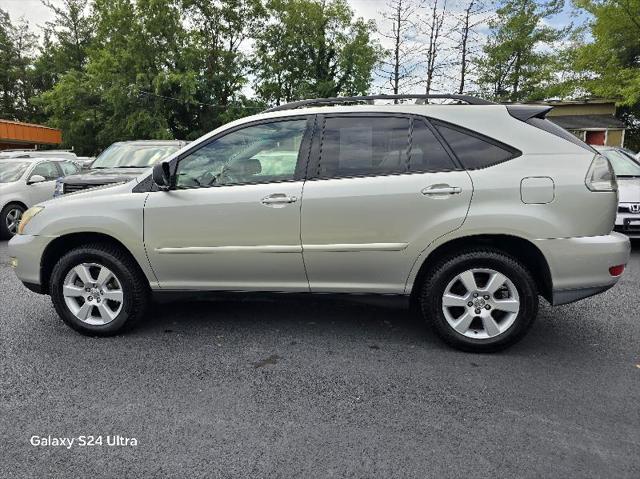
(300, 114), (473, 294)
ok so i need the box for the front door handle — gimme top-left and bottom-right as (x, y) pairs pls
(261, 193), (298, 207)
(421, 185), (462, 196)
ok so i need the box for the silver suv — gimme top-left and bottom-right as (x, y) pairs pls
(8, 95), (631, 352)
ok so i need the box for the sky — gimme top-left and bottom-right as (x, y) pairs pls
(1, 0), (582, 34)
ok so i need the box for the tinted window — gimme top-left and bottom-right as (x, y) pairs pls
(435, 123), (517, 169)
(527, 118), (595, 152)
(176, 119), (307, 188)
(411, 121), (456, 171)
(318, 116), (410, 177)
(30, 162), (60, 180)
(59, 161), (79, 175)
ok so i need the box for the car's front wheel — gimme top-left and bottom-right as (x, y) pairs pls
(0, 203), (25, 239)
(50, 243), (149, 335)
(420, 249), (538, 352)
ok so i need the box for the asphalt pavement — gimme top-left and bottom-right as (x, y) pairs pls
(1, 239), (639, 478)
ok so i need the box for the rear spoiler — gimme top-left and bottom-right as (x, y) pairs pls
(506, 105), (553, 121)
(507, 104), (596, 153)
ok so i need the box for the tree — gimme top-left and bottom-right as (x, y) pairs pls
(182, 0), (266, 136)
(253, 0), (382, 105)
(39, 0), (190, 153)
(42, 0), (94, 74)
(423, 0), (448, 95)
(378, 0), (425, 97)
(477, 0), (565, 102)
(454, 0), (489, 94)
(0, 9), (39, 122)
(570, 0), (640, 149)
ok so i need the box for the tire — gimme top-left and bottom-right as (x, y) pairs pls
(0, 203), (26, 239)
(50, 243), (149, 336)
(420, 249), (538, 353)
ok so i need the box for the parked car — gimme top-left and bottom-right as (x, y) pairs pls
(8, 94), (630, 352)
(0, 157), (80, 239)
(594, 146), (640, 238)
(0, 150), (78, 160)
(57, 140), (188, 195)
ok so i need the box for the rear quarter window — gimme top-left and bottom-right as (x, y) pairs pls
(434, 122), (520, 169)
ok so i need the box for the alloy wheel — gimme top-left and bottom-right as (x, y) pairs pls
(62, 263), (124, 325)
(5, 208), (23, 235)
(441, 268), (520, 340)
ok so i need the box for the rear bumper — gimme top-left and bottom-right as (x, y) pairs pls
(533, 232), (631, 305)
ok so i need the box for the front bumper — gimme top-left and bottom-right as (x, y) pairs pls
(8, 234), (56, 293)
(533, 232), (631, 305)
(615, 213), (640, 238)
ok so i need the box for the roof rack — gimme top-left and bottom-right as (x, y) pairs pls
(264, 94), (495, 112)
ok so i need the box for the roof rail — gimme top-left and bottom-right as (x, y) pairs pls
(263, 94), (496, 112)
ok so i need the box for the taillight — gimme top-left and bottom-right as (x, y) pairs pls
(585, 154), (617, 192)
(609, 264), (625, 277)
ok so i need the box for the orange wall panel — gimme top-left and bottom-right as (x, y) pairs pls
(0, 120), (62, 145)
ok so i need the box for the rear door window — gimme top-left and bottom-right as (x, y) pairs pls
(434, 122), (519, 169)
(317, 116), (410, 178)
(410, 121), (457, 172)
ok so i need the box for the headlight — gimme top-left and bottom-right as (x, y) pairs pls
(17, 206), (44, 235)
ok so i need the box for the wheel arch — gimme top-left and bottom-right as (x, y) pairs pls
(2, 200), (28, 211)
(409, 234), (553, 304)
(40, 232), (151, 295)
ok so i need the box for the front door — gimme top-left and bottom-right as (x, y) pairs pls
(144, 117), (312, 291)
(26, 161), (60, 204)
(301, 114), (473, 294)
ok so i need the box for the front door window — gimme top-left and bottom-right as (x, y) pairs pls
(176, 120), (308, 188)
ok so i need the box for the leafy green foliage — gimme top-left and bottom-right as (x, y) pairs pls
(253, 0), (382, 104)
(573, 0), (640, 105)
(477, 0), (566, 102)
(0, 9), (39, 122)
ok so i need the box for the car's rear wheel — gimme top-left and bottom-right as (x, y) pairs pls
(420, 249), (538, 352)
(0, 203), (25, 239)
(50, 243), (149, 335)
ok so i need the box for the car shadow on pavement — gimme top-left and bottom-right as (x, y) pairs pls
(136, 294), (444, 346)
(126, 288), (635, 358)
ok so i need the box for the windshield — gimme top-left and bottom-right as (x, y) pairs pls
(601, 149), (640, 177)
(0, 161), (29, 183)
(92, 143), (180, 168)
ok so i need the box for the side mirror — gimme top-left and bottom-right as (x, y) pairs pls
(152, 162), (172, 191)
(27, 175), (46, 185)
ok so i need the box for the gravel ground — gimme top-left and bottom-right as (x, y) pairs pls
(1, 239), (639, 478)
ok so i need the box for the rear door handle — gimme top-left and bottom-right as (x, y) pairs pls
(261, 193), (298, 207)
(421, 185), (462, 196)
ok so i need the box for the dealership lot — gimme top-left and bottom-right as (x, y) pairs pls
(1, 239), (639, 478)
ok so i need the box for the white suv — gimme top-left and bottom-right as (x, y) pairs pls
(8, 95), (631, 352)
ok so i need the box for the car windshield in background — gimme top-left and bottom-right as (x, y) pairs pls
(91, 144), (180, 168)
(602, 149), (640, 177)
(0, 161), (29, 183)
